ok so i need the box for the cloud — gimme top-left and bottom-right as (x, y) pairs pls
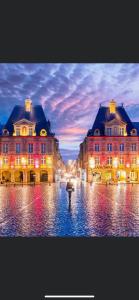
(1, 63), (139, 161)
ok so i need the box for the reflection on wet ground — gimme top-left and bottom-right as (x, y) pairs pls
(0, 182), (139, 236)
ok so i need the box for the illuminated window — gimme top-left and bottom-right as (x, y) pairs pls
(41, 143), (46, 154)
(95, 144), (100, 152)
(28, 143), (33, 153)
(119, 157), (124, 165)
(40, 129), (47, 136)
(107, 157), (112, 165)
(16, 128), (20, 136)
(95, 157), (100, 166)
(120, 143), (124, 151)
(119, 127), (124, 136)
(41, 156), (46, 165)
(28, 156), (34, 165)
(3, 157), (8, 165)
(16, 143), (20, 153)
(22, 126), (27, 136)
(16, 157), (21, 165)
(107, 143), (112, 151)
(29, 127), (33, 136)
(131, 143), (136, 151)
(3, 143), (8, 153)
(106, 128), (112, 136)
(132, 157), (137, 165)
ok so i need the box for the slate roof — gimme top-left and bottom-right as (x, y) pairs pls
(2, 105), (55, 136)
(87, 105), (136, 136)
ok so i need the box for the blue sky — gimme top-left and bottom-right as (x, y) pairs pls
(0, 63), (139, 161)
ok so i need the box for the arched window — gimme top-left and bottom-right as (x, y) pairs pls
(94, 129), (100, 136)
(2, 129), (9, 136)
(40, 129), (47, 136)
(131, 128), (137, 136)
(22, 126), (27, 136)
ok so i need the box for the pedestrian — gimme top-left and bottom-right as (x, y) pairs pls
(66, 179), (74, 202)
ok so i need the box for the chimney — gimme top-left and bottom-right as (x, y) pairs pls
(109, 99), (116, 114)
(25, 99), (32, 112)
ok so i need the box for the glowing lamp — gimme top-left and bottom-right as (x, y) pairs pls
(35, 159), (39, 168)
(113, 157), (118, 168)
(89, 157), (95, 168)
(126, 163), (130, 168)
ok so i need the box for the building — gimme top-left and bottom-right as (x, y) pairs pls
(0, 99), (61, 183)
(78, 100), (139, 183)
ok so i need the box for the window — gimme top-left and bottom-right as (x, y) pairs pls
(106, 128), (112, 136)
(3, 143), (8, 153)
(119, 157), (124, 165)
(114, 127), (117, 135)
(41, 143), (46, 154)
(16, 143), (20, 154)
(131, 143), (136, 151)
(41, 156), (46, 165)
(120, 143), (124, 151)
(107, 157), (112, 165)
(28, 143), (33, 153)
(95, 157), (100, 166)
(16, 157), (21, 165)
(28, 156), (34, 165)
(16, 128), (20, 136)
(107, 143), (112, 151)
(132, 157), (137, 165)
(94, 129), (100, 136)
(95, 144), (100, 152)
(131, 129), (137, 136)
(29, 127), (33, 136)
(3, 157), (8, 165)
(120, 127), (124, 136)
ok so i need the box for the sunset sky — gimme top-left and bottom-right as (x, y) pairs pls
(0, 63), (139, 161)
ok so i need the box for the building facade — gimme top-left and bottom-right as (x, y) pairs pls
(78, 100), (139, 183)
(0, 99), (62, 183)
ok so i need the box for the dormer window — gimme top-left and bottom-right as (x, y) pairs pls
(2, 129), (9, 136)
(40, 129), (47, 136)
(94, 129), (100, 136)
(13, 119), (36, 136)
(131, 128), (137, 136)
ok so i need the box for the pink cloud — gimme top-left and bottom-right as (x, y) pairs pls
(58, 127), (87, 134)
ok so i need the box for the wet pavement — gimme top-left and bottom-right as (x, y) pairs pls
(0, 181), (139, 236)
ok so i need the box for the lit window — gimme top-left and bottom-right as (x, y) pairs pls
(41, 156), (46, 165)
(119, 157), (124, 165)
(131, 144), (136, 151)
(28, 143), (33, 153)
(29, 127), (33, 136)
(106, 128), (112, 136)
(132, 157), (137, 165)
(40, 129), (47, 136)
(16, 157), (21, 165)
(41, 143), (46, 154)
(95, 157), (100, 166)
(3, 157), (8, 165)
(16, 143), (20, 154)
(120, 143), (124, 151)
(95, 144), (100, 152)
(16, 128), (20, 136)
(3, 144), (8, 153)
(107, 143), (112, 151)
(119, 127), (124, 136)
(107, 157), (112, 165)
(28, 156), (34, 165)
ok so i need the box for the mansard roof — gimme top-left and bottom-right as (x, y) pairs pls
(2, 104), (55, 136)
(87, 105), (136, 136)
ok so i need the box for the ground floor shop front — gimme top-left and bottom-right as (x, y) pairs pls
(0, 168), (54, 184)
(87, 168), (139, 183)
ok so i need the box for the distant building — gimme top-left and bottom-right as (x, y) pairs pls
(0, 99), (61, 183)
(78, 100), (139, 183)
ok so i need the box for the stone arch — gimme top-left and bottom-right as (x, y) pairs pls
(14, 170), (23, 182)
(2, 171), (11, 182)
(40, 170), (48, 182)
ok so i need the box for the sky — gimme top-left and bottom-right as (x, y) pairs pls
(0, 63), (139, 162)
